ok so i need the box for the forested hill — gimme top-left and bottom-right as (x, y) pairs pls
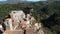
(0, 1), (47, 20)
(0, 1), (60, 34)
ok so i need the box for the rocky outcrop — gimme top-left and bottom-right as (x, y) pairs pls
(4, 10), (44, 34)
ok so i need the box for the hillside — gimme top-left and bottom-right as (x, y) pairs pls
(0, 1), (60, 34)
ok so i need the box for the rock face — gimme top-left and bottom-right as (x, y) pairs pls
(10, 10), (25, 21)
(5, 30), (23, 34)
(4, 10), (44, 34)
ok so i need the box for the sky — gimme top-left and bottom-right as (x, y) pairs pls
(0, 0), (7, 1)
(27, 0), (47, 2)
(0, 0), (47, 1)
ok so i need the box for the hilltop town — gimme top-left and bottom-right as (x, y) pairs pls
(0, 1), (60, 34)
(1, 10), (44, 34)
